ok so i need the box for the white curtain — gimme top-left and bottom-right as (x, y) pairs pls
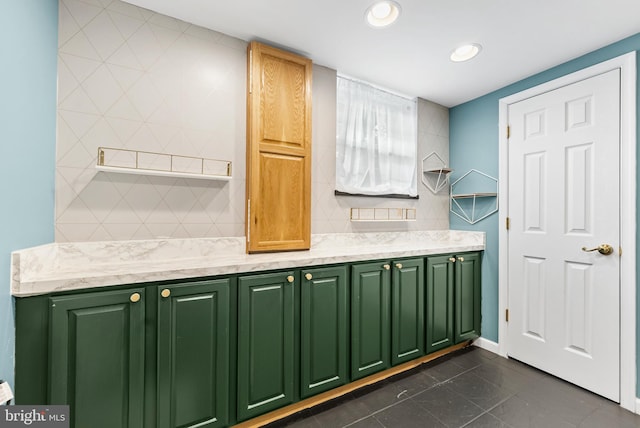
(335, 76), (417, 197)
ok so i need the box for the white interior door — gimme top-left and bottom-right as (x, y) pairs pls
(507, 69), (621, 401)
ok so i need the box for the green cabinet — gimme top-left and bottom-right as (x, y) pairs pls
(237, 271), (296, 421)
(454, 252), (482, 343)
(156, 279), (230, 428)
(300, 266), (348, 398)
(49, 288), (145, 428)
(426, 252), (482, 353)
(350, 261), (390, 380)
(391, 259), (425, 365)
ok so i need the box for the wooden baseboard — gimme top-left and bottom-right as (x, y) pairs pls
(232, 341), (472, 428)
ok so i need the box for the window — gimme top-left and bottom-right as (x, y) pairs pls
(335, 75), (417, 198)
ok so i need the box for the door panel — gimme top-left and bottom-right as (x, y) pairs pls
(454, 253), (482, 342)
(157, 280), (230, 428)
(300, 266), (348, 398)
(426, 255), (454, 353)
(49, 289), (145, 428)
(237, 272), (295, 421)
(351, 262), (390, 380)
(391, 259), (424, 365)
(507, 69), (620, 401)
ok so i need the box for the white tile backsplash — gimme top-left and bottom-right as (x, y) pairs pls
(56, 0), (450, 242)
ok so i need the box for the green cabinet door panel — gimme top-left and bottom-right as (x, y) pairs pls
(237, 271), (296, 421)
(426, 255), (455, 353)
(391, 259), (425, 365)
(350, 262), (390, 380)
(455, 253), (482, 343)
(157, 279), (230, 428)
(300, 266), (348, 398)
(49, 289), (145, 428)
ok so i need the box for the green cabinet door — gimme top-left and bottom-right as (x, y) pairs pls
(455, 252), (482, 343)
(300, 266), (348, 398)
(237, 271), (296, 421)
(157, 279), (230, 428)
(426, 255), (455, 353)
(49, 288), (145, 428)
(351, 262), (390, 380)
(391, 258), (425, 365)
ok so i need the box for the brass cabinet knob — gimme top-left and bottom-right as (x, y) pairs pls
(383, 264), (390, 270)
(305, 273), (312, 281)
(457, 257), (465, 262)
(287, 275), (294, 283)
(449, 257), (456, 263)
(130, 292), (141, 303)
(161, 289), (171, 298)
(395, 263), (403, 269)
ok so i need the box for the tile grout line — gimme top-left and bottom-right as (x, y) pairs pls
(341, 363), (484, 428)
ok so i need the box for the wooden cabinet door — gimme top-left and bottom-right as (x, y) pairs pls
(300, 266), (348, 398)
(156, 279), (230, 428)
(455, 252), (482, 343)
(49, 289), (145, 428)
(237, 271), (296, 421)
(426, 255), (455, 353)
(246, 41), (312, 253)
(391, 258), (425, 365)
(350, 262), (390, 380)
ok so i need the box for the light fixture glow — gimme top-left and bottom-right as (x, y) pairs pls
(366, 1), (401, 28)
(450, 44), (482, 62)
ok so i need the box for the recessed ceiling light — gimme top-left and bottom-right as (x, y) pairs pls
(450, 44), (482, 62)
(366, 1), (401, 28)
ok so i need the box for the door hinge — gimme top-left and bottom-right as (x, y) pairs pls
(506, 125), (511, 139)
(506, 217), (510, 230)
(505, 309), (509, 322)
(619, 246), (623, 256)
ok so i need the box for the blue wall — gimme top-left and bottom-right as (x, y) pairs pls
(0, 0), (57, 389)
(450, 32), (640, 396)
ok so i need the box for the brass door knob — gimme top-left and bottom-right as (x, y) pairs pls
(395, 263), (403, 269)
(383, 264), (390, 270)
(161, 289), (171, 298)
(305, 273), (312, 280)
(581, 244), (614, 255)
(130, 293), (141, 303)
(457, 256), (465, 262)
(449, 257), (456, 263)
(287, 275), (294, 283)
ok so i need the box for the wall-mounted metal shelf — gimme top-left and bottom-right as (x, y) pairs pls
(96, 147), (232, 181)
(421, 152), (451, 193)
(450, 169), (498, 224)
(350, 207), (416, 222)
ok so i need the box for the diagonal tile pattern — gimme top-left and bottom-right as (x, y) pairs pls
(56, 0), (451, 242)
(269, 347), (640, 428)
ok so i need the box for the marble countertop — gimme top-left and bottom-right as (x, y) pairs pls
(11, 230), (485, 297)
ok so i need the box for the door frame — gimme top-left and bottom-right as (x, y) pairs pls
(497, 52), (637, 412)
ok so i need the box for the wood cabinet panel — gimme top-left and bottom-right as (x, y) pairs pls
(49, 289), (145, 428)
(156, 279), (230, 428)
(246, 41), (312, 253)
(237, 271), (296, 421)
(426, 255), (455, 353)
(391, 259), (425, 365)
(350, 262), (390, 380)
(300, 266), (348, 398)
(455, 253), (482, 342)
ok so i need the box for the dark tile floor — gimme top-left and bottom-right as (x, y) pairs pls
(268, 346), (640, 428)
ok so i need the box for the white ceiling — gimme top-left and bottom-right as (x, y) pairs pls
(122, 0), (640, 107)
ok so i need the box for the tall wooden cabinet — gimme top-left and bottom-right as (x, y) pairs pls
(246, 41), (313, 253)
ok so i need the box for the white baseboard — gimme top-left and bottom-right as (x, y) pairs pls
(472, 337), (500, 355)
(635, 397), (640, 415)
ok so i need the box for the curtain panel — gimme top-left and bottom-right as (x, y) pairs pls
(335, 76), (418, 197)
